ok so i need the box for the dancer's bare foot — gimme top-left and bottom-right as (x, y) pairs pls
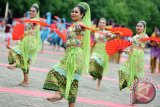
(46, 92), (62, 102)
(57, 46), (60, 51)
(19, 81), (29, 87)
(129, 104), (135, 106)
(96, 86), (100, 90)
(7, 64), (16, 70)
(46, 97), (62, 102)
(53, 46), (55, 50)
(96, 79), (101, 90)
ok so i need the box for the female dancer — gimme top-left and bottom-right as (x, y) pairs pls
(89, 18), (114, 89)
(150, 27), (160, 73)
(109, 32), (123, 64)
(54, 17), (63, 51)
(43, 2), (91, 107)
(40, 12), (51, 52)
(7, 3), (41, 86)
(118, 20), (148, 91)
(4, 10), (13, 47)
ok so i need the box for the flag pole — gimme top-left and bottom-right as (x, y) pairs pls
(4, 2), (9, 19)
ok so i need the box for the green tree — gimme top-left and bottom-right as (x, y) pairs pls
(127, 0), (160, 34)
(0, 0), (160, 34)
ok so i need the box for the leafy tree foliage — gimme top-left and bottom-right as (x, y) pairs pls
(0, 0), (160, 34)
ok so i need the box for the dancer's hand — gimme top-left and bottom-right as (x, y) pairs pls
(122, 50), (129, 54)
(75, 24), (83, 32)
